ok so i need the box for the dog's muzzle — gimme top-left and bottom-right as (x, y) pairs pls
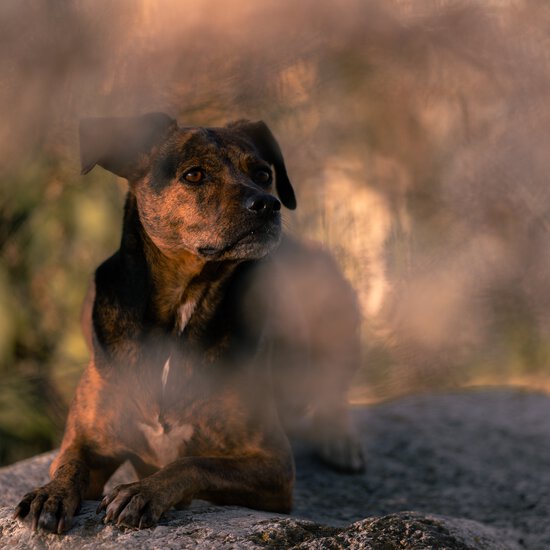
(198, 193), (282, 260)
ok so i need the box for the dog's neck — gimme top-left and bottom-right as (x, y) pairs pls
(121, 193), (238, 336)
(143, 237), (233, 334)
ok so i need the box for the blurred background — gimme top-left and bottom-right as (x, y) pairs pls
(1, 0), (550, 466)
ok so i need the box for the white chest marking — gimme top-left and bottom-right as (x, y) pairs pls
(138, 418), (194, 468)
(161, 357), (171, 391)
(176, 299), (197, 334)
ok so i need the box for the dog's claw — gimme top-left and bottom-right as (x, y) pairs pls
(31, 514), (39, 532)
(58, 514), (69, 534)
(138, 509), (156, 529)
(13, 492), (34, 521)
(100, 489), (122, 522)
(96, 497), (107, 514)
(13, 505), (23, 520)
(104, 507), (114, 524)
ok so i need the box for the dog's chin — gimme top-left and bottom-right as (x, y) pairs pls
(198, 228), (282, 261)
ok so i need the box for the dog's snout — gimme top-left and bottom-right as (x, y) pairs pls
(246, 194), (281, 214)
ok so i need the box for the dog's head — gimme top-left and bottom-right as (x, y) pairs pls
(79, 113), (296, 261)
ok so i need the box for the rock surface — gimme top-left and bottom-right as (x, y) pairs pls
(1, 389), (548, 549)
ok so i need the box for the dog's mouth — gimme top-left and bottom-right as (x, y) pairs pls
(197, 221), (281, 260)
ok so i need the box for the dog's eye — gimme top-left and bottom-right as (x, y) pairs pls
(182, 168), (204, 184)
(253, 169), (272, 185)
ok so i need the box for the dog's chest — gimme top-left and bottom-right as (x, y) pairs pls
(137, 417), (194, 468)
(135, 356), (192, 467)
(130, 288), (254, 468)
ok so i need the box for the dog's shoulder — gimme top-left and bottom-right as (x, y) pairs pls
(261, 234), (361, 338)
(269, 234), (356, 294)
(92, 249), (150, 353)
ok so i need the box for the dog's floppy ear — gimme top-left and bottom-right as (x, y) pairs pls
(232, 120), (296, 210)
(79, 112), (177, 180)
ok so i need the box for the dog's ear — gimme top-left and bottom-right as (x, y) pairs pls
(79, 112), (178, 180)
(231, 120), (296, 210)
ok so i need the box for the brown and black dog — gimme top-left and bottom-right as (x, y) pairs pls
(14, 113), (364, 533)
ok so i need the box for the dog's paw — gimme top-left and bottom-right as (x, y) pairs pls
(13, 482), (81, 534)
(316, 432), (366, 473)
(97, 481), (167, 529)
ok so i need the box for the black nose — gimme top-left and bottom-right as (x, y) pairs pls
(245, 194), (281, 214)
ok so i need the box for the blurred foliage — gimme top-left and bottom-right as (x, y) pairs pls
(0, 154), (125, 463)
(2, 0), (550, 465)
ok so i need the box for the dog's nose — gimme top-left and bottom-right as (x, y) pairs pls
(245, 194), (281, 214)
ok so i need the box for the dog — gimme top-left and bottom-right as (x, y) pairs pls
(14, 113), (364, 533)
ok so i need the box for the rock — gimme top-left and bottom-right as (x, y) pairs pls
(249, 513), (517, 549)
(0, 501), (515, 550)
(1, 389), (547, 548)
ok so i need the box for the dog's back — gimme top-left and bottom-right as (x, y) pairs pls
(246, 234), (364, 471)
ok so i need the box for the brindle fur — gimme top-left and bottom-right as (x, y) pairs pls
(14, 113), (364, 533)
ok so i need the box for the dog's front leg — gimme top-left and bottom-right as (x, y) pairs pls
(13, 443), (119, 534)
(13, 446), (87, 533)
(98, 453), (294, 528)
